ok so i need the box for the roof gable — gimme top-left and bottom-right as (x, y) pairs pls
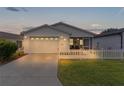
(96, 28), (124, 37)
(22, 24), (71, 37)
(52, 22), (96, 36)
(0, 31), (22, 40)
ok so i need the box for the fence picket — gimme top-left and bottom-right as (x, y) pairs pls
(59, 49), (124, 59)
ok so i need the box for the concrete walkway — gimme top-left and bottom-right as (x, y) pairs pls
(0, 54), (61, 86)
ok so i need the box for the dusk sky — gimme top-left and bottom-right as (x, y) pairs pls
(0, 7), (124, 34)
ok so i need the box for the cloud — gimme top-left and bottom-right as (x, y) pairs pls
(115, 8), (124, 16)
(117, 8), (124, 16)
(6, 7), (28, 12)
(91, 24), (102, 28)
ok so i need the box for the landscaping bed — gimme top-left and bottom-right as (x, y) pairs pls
(0, 38), (26, 65)
(0, 51), (26, 65)
(58, 59), (124, 86)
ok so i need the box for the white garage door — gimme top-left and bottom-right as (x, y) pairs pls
(29, 38), (59, 53)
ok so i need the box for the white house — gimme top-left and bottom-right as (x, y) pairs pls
(22, 22), (124, 54)
(22, 22), (95, 53)
(93, 29), (124, 50)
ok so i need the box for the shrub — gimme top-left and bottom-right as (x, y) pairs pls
(12, 51), (25, 58)
(0, 39), (18, 61)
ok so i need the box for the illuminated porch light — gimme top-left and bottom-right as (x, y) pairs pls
(31, 38), (34, 40)
(36, 38), (39, 40)
(24, 36), (27, 39)
(55, 38), (58, 40)
(40, 38), (44, 40)
(45, 38), (48, 40)
(50, 38), (53, 40)
(64, 38), (66, 41)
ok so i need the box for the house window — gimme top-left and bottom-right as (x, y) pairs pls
(70, 37), (91, 49)
(70, 39), (73, 45)
(80, 39), (83, 45)
(70, 37), (81, 49)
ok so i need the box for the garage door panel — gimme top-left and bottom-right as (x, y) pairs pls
(29, 40), (58, 53)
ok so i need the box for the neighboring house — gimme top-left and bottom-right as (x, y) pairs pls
(22, 22), (95, 53)
(0, 31), (22, 48)
(93, 29), (124, 50)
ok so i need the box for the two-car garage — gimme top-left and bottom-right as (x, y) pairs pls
(27, 37), (59, 53)
(22, 24), (70, 54)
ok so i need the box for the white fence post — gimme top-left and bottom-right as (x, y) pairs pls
(121, 50), (124, 60)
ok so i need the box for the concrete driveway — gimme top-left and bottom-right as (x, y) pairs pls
(0, 54), (61, 86)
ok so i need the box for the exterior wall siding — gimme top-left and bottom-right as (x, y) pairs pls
(93, 35), (121, 50)
(22, 37), (30, 53)
(122, 32), (124, 49)
(59, 36), (70, 51)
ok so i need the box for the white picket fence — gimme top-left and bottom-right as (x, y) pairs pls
(59, 49), (124, 59)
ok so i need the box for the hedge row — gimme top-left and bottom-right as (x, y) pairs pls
(0, 39), (17, 61)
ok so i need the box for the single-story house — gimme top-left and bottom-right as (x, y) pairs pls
(0, 31), (22, 48)
(22, 22), (96, 53)
(22, 22), (124, 53)
(93, 28), (124, 50)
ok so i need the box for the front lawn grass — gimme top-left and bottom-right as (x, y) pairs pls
(58, 59), (124, 86)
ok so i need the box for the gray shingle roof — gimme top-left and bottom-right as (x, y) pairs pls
(21, 24), (71, 35)
(96, 28), (124, 37)
(0, 31), (22, 40)
(21, 22), (96, 36)
(52, 22), (96, 35)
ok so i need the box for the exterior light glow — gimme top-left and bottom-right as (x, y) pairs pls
(36, 38), (39, 40)
(40, 38), (43, 40)
(24, 36), (27, 39)
(64, 38), (66, 41)
(45, 38), (48, 40)
(55, 38), (58, 40)
(50, 38), (53, 40)
(31, 38), (34, 40)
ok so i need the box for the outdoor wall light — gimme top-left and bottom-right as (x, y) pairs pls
(31, 38), (34, 40)
(45, 38), (48, 40)
(40, 38), (44, 40)
(55, 38), (58, 40)
(64, 38), (66, 41)
(50, 38), (53, 40)
(24, 36), (27, 39)
(36, 38), (39, 40)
